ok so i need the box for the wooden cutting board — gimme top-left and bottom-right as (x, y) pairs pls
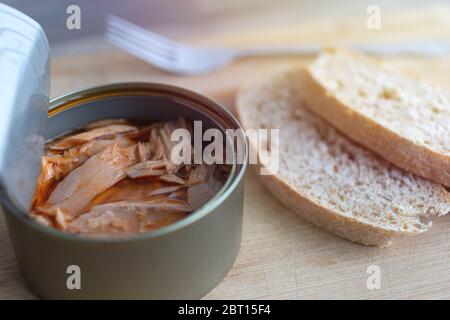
(2, 4), (450, 299)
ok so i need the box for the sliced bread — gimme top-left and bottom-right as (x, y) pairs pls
(303, 48), (450, 187)
(236, 67), (450, 246)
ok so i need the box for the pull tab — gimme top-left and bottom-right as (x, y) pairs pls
(0, 4), (50, 212)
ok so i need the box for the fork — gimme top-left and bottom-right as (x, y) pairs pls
(105, 14), (450, 75)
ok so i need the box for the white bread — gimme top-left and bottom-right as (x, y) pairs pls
(236, 67), (450, 246)
(303, 48), (450, 187)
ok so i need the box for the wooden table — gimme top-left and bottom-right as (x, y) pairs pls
(2, 2), (450, 299)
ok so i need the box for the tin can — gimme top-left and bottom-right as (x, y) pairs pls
(2, 83), (248, 299)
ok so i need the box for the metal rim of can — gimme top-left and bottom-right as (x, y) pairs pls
(4, 82), (248, 244)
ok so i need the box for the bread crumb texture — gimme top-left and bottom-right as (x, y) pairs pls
(310, 49), (450, 154)
(237, 68), (450, 242)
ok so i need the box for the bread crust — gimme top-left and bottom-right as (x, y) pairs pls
(303, 53), (450, 187)
(246, 140), (422, 247)
(236, 87), (427, 247)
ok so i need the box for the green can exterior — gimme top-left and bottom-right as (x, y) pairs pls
(1, 83), (248, 299)
(3, 180), (243, 299)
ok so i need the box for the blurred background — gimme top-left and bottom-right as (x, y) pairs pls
(3, 0), (447, 56)
(2, 0), (450, 98)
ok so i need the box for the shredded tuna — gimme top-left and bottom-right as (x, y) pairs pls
(148, 185), (185, 197)
(160, 174), (186, 184)
(84, 118), (130, 130)
(49, 124), (137, 151)
(187, 170), (223, 210)
(67, 199), (190, 236)
(126, 160), (167, 178)
(187, 164), (214, 185)
(30, 118), (230, 237)
(46, 143), (138, 219)
(137, 142), (151, 162)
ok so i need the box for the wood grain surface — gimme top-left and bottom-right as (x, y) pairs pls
(1, 2), (450, 299)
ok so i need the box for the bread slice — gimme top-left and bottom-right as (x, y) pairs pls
(236, 67), (450, 246)
(302, 48), (450, 187)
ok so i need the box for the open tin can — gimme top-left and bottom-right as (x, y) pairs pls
(0, 5), (247, 299)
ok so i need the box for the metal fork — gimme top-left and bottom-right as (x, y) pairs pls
(105, 14), (450, 75)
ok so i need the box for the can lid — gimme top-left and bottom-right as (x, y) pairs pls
(0, 4), (50, 212)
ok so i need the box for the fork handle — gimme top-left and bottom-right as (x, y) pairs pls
(235, 45), (321, 57)
(234, 41), (450, 57)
